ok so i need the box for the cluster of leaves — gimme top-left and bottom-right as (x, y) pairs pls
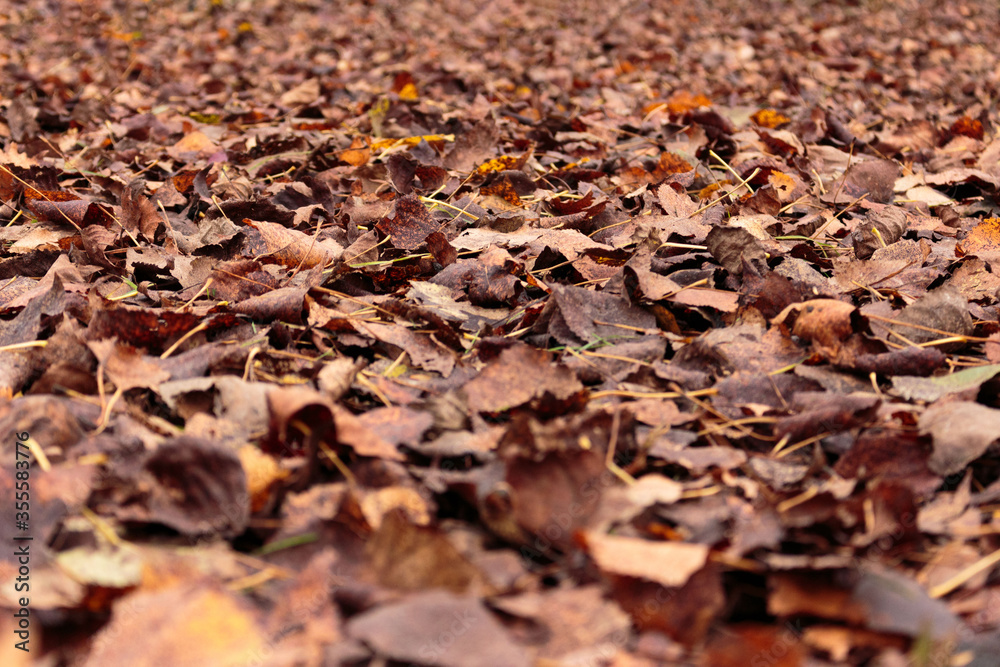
(2, 0), (1000, 665)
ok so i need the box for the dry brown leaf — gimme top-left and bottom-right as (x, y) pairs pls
(920, 401), (1000, 475)
(241, 218), (340, 268)
(583, 532), (709, 588)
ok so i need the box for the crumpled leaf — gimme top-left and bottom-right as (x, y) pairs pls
(121, 179), (163, 241)
(772, 299), (859, 355)
(706, 226), (768, 276)
(375, 192), (440, 250)
(851, 205), (907, 259)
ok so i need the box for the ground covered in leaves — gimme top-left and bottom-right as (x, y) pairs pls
(3, 0), (1000, 665)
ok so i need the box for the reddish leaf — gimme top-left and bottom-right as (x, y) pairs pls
(375, 193), (439, 250)
(463, 345), (584, 413)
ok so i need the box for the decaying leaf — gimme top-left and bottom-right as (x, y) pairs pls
(958, 217), (1000, 262)
(851, 205), (907, 259)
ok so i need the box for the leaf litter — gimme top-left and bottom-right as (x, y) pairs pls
(2, 0), (1000, 665)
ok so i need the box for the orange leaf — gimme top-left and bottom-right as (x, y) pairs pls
(751, 108), (791, 128)
(339, 136), (371, 166)
(480, 177), (523, 207)
(665, 90), (711, 115)
(949, 116), (984, 141)
(768, 171), (797, 202)
(398, 82), (419, 101)
(957, 217), (1000, 259)
(654, 151), (694, 176)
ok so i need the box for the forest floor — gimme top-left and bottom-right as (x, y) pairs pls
(2, 0), (1000, 665)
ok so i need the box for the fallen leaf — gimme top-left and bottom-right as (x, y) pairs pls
(375, 193), (440, 250)
(920, 401), (1000, 475)
(583, 532), (709, 588)
(463, 344), (584, 413)
(83, 584), (266, 667)
(345, 591), (530, 667)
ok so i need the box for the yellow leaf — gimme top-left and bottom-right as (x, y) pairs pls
(369, 134), (455, 152)
(398, 82), (419, 101)
(475, 156), (522, 175)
